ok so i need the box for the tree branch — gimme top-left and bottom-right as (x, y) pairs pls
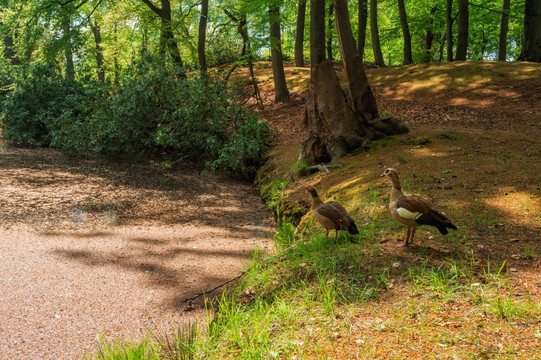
(140, 0), (162, 17)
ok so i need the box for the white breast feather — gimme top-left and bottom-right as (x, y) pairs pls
(397, 207), (421, 220)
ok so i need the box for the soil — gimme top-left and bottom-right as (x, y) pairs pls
(0, 145), (274, 359)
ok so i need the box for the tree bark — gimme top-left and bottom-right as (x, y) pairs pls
(370, 0), (385, 67)
(3, 30), (19, 65)
(90, 19), (105, 83)
(327, 2), (334, 60)
(498, 0), (510, 61)
(358, 0), (368, 60)
(517, 0), (541, 62)
(294, 0), (307, 67)
(300, 0), (407, 164)
(456, 0), (468, 60)
(423, 6), (437, 63)
(445, 0), (453, 61)
(397, 0), (412, 65)
(310, 0), (326, 67)
(269, 4), (289, 102)
(198, 0), (208, 73)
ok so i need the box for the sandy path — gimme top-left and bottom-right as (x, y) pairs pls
(0, 142), (274, 359)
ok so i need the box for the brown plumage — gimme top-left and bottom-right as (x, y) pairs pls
(306, 185), (359, 238)
(381, 168), (457, 247)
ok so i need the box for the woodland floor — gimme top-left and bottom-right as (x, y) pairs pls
(1, 60), (540, 359)
(0, 148), (274, 359)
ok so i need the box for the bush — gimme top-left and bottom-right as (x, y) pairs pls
(1, 64), (95, 146)
(1, 57), (272, 179)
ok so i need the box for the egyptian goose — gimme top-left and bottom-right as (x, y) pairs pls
(306, 185), (359, 238)
(381, 168), (457, 247)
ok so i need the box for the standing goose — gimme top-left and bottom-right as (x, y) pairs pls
(306, 185), (359, 238)
(381, 168), (457, 247)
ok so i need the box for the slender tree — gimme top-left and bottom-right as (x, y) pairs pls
(445, 0), (453, 61)
(498, 0), (510, 61)
(517, 0), (541, 62)
(327, 1), (334, 60)
(456, 0), (468, 60)
(294, 0), (307, 67)
(423, 6), (437, 62)
(60, 7), (75, 81)
(358, 0), (368, 60)
(198, 0), (208, 73)
(370, 0), (384, 66)
(140, 0), (184, 68)
(89, 17), (105, 83)
(269, 3), (289, 102)
(397, 0), (412, 65)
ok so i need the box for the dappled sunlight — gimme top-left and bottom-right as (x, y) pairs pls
(482, 191), (541, 228)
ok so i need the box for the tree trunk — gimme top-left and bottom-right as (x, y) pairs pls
(498, 0), (510, 61)
(141, 0), (184, 69)
(269, 4), (289, 102)
(445, 0), (453, 61)
(61, 11), (75, 81)
(370, 0), (385, 67)
(198, 0), (208, 73)
(310, 0), (326, 67)
(90, 19), (105, 83)
(423, 6), (437, 63)
(2, 20), (19, 66)
(397, 0), (412, 65)
(294, 0), (307, 67)
(327, 2), (334, 60)
(456, 0), (468, 60)
(358, 0), (368, 60)
(301, 0), (407, 164)
(517, 0), (541, 62)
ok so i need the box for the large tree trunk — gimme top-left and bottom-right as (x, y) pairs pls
(294, 0), (307, 67)
(301, 0), (407, 164)
(327, 2), (334, 60)
(198, 0), (208, 73)
(370, 0), (385, 67)
(456, 0), (468, 60)
(397, 0), (412, 65)
(498, 0), (510, 61)
(358, 0), (368, 60)
(423, 6), (437, 63)
(517, 0), (541, 62)
(445, 0), (453, 61)
(90, 19), (105, 83)
(310, 0), (326, 66)
(269, 4), (289, 102)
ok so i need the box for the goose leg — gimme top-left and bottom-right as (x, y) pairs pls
(335, 229), (339, 239)
(397, 227), (411, 247)
(408, 226), (417, 245)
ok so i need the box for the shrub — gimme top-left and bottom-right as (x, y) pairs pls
(2, 57), (272, 179)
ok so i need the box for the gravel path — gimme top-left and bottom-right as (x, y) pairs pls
(0, 142), (274, 360)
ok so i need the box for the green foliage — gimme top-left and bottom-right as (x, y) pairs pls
(1, 64), (97, 146)
(1, 56), (272, 178)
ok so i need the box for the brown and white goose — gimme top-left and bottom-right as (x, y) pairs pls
(381, 168), (457, 247)
(306, 185), (359, 238)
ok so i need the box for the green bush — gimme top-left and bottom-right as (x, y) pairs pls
(1, 64), (95, 146)
(1, 57), (272, 179)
